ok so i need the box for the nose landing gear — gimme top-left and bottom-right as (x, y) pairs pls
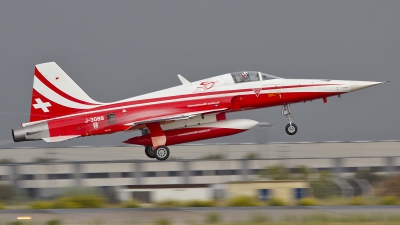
(285, 123), (298, 135)
(282, 104), (298, 135)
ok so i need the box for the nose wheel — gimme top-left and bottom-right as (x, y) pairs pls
(282, 104), (298, 135)
(285, 123), (297, 135)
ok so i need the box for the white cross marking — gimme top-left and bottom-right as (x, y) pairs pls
(33, 98), (52, 113)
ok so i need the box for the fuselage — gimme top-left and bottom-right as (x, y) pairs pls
(13, 70), (381, 143)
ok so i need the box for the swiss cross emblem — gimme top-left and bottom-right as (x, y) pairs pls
(33, 98), (52, 113)
(252, 88), (262, 97)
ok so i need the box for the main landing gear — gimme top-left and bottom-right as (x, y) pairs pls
(142, 122), (170, 161)
(144, 146), (170, 161)
(282, 104), (298, 135)
(144, 146), (155, 158)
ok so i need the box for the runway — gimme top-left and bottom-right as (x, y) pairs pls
(1, 206), (400, 224)
(2, 141), (399, 162)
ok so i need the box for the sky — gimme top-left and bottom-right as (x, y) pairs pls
(0, 1), (399, 148)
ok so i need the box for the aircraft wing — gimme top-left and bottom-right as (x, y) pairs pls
(124, 108), (227, 131)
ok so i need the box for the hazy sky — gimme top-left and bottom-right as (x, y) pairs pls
(0, 1), (399, 148)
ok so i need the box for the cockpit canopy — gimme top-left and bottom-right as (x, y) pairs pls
(231, 71), (281, 83)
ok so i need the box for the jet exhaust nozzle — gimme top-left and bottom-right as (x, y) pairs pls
(12, 128), (27, 142)
(12, 123), (50, 142)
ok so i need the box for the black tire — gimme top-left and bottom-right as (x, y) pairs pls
(144, 146), (155, 158)
(285, 123), (298, 135)
(154, 146), (170, 161)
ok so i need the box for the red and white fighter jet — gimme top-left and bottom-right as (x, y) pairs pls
(13, 62), (384, 160)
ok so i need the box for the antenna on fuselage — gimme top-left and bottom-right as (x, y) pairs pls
(177, 74), (190, 85)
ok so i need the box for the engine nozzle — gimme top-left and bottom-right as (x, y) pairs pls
(12, 123), (50, 142)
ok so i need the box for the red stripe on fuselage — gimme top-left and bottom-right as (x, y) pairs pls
(90, 83), (339, 111)
(27, 83), (340, 126)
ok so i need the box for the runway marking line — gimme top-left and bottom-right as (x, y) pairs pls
(17, 216), (32, 220)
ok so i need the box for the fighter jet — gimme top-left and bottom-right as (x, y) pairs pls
(12, 62), (384, 160)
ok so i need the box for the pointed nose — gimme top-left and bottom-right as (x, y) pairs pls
(349, 81), (383, 92)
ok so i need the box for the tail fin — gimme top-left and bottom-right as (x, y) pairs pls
(29, 62), (102, 122)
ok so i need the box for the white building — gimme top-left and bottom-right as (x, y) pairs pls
(0, 141), (398, 199)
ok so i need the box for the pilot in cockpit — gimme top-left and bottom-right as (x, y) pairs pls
(241, 72), (250, 81)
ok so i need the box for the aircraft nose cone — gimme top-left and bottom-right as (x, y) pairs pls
(349, 81), (383, 92)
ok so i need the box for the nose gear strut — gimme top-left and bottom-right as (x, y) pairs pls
(282, 104), (298, 135)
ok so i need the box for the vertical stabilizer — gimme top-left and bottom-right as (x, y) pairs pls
(29, 62), (102, 122)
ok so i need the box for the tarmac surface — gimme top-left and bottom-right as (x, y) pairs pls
(1, 206), (400, 224)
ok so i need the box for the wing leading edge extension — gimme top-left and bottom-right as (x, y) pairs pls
(123, 108), (228, 131)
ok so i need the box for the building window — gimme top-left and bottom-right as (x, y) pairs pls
(294, 188), (308, 199)
(259, 189), (271, 201)
(250, 169), (262, 174)
(203, 170), (215, 176)
(192, 170), (203, 176)
(121, 172), (132, 178)
(21, 174), (35, 180)
(132, 191), (151, 203)
(233, 170), (241, 175)
(85, 173), (109, 179)
(344, 167), (358, 173)
(145, 172), (156, 177)
(216, 170), (236, 175)
(317, 168), (332, 172)
(25, 188), (37, 199)
(372, 166), (384, 172)
(48, 174), (71, 179)
(168, 171), (181, 177)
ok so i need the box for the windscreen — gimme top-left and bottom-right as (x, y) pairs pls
(231, 71), (260, 83)
(260, 72), (281, 80)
